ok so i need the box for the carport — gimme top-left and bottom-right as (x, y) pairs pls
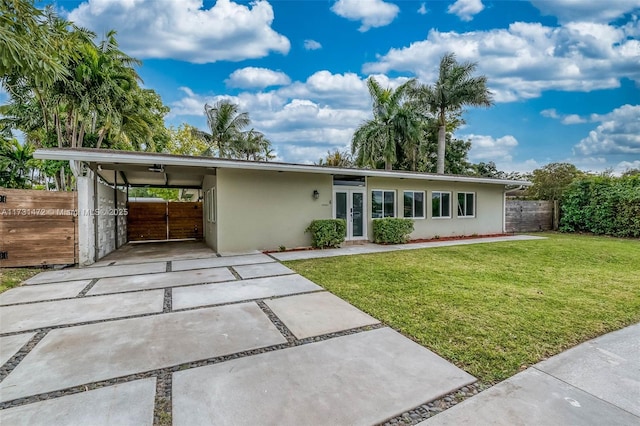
(34, 148), (218, 265)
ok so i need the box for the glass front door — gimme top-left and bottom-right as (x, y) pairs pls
(334, 188), (366, 240)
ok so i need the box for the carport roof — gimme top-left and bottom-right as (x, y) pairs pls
(34, 148), (532, 187)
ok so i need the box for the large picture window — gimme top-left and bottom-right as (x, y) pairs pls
(457, 192), (475, 218)
(403, 191), (425, 219)
(431, 191), (451, 218)
(372, 190), (395, 218)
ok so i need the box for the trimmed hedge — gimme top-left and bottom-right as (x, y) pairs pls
(560, 175), (640, 238)
(306, 219), (346, 248)
(372, 218), (414, 244)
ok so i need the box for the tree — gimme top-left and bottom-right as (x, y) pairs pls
(231, 129), (273, 161)
(0, 137), (35, 188)
(166, 124), (208, 156)
(194, 100), (250, 158)
(317, 149), (354, 167)
(411, 52), (493, 174)
(529, 162), (584, 200)
(470, 161), (504, 178)
(351, 77), (420, 171)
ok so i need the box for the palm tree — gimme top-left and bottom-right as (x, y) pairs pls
(194, 100), (250, 158)
(231, 129), (273, 161)
(351, 77), (420, 171)
(412, 52), (493, 174)
(0, 138), (35, 188)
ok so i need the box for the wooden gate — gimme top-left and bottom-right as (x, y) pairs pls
(0, 188), (77, 267)
(127, 202), (203, 241)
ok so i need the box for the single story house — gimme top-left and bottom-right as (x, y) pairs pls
(34, 148), (531, 265)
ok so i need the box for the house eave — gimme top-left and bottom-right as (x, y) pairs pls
(34, 148), (532, 187)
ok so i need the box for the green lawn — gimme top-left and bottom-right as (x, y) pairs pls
(284, 233), (640, 384)
(0, 268), (43, 293)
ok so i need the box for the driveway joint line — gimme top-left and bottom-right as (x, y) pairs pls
(163, 288), (172, 313)
(153, 370), (172, 425)
(0, 330), (49, 383)
(256, 300), (298, 344)
(165, 261), (171, 272)
(77, 278), (99, 297)
(228, 266), (242, 280)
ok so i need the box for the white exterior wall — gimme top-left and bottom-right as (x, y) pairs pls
(216, 169), (332, 253)
(366, 177), (506, 240)
(74, 165), (127, 266)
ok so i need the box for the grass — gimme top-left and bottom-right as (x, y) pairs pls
(0, 268), (43, 293)
(284, 233), (640, 384)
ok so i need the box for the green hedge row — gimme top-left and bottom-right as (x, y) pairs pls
(560, 175), (640, 238)
(372, 218), (414, 244)
(306, 219), (346, 248)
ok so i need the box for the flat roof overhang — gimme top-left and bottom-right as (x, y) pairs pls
(34, 148), (533, 187)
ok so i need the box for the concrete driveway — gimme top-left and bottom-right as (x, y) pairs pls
(0, 243), (475, 425)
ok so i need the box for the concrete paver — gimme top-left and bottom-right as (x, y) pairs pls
(0, 333), (35, 366)
(172, 253), (274, 271)
(172, 274), (322, 310)
(233, 262), (295, 279)
(0, 302), (286, 402)
(87, 268), (236, 295)
(535, 323), (640, 417)
(0, 290), (164, 333)
(0, 280), (91, 305)
(420, 368), (639, 426)
(265, 291), (380, 339)
(173, 327), (476, 426)
(25, 262), (167, 284)
(0, 378), (156, 426)
(271, 235), (546, 261)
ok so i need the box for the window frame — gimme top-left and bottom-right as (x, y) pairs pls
(403, 190), (426, 219)
(457, 192), (476, 218)
(431, 191), (452, 219)
(206, 188), (216, 223)
(371, 189), (396, 219)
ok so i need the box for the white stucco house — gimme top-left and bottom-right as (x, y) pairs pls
(34, 148), (531, 265)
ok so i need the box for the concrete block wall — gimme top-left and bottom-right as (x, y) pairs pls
(75, 163), (127, 266)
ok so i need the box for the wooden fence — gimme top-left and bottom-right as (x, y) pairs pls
(505, 199), (557, 233)
(127, 201), (203, 241)
(0, 188), (78, 268)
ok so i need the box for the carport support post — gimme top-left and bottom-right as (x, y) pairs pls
(73, 161), (97, 266)
(93, 163), (99, 262)
(114, 172), (119, 249)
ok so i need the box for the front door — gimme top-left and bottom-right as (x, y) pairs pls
(334, 188), (367, 241)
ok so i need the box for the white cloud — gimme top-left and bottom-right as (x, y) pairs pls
(364, 20), (640, 102)
(304, 39), (322, 50)
(466, 134), (519, 163)
(417, 3), (427, 15)
(68, 0), (290, 63)
(226, 67), (291, 89)
(574, 104), (640, 155)
(447, 0), (484, 22)
(331, 0), (400, 32)
(561, 114), (587, 125)
(530, 0), (640, 24)
(540, 109), (559, 119)
(541, 109), (587, 124)
(615, 160), (640, 174)
(169, 70), (412, 162)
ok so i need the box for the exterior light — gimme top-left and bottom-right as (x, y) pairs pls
(313, 190), (320, 200)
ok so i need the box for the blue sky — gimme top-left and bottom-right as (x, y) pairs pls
(51, 0), (640, 172)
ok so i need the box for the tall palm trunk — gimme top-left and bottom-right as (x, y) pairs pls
(437, 124), (446, 174)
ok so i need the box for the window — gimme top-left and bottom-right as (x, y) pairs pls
(206, 188), (216, 223)
(372, 190), (395, 218)
(457, 192), (475, 218)
(431, 191), (451, 218)
(403, 191), (425, 219)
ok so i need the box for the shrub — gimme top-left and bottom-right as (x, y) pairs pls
(372, 218), (414, 244)
(560, 175), (640, 238)
(306, 219), (346, 248)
